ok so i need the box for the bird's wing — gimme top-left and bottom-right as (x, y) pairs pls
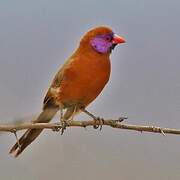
(43, 58), (73, 109)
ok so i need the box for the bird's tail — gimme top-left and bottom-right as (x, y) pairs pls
(9, 108), (58, 157)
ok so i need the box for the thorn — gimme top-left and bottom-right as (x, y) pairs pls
(118, 116), (128, 122)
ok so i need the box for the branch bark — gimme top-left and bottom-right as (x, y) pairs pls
(1, 119), (180, 135)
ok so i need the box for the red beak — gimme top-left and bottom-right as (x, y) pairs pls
(112, 34), (126, 44)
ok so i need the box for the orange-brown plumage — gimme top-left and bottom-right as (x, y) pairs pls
(9, 26), (125, 157)
(57, 46), (111, 106)
(49, 27), (114, 107)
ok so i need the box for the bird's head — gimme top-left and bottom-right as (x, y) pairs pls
(79, 26), (125, 55)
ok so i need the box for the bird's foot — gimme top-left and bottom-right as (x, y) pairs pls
(93, 117), (104, 130)
(61, 120), (69, 135)
(81, 108), (105, 130)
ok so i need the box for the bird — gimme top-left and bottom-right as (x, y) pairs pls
(9, 26), (125, 157)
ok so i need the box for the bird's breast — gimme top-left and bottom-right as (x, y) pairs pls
(58, 55), (111, 106)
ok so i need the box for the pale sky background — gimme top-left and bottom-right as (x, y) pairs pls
(0, 0), (180, 179)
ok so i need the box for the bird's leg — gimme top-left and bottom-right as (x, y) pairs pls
(59, 108), (67, 135)
(61, 120), (68, 135)
(81, 109), (104, 130)
(69, 105), (77, 122)
(60, 108), (63, 122)
(60, 106), (77, 135)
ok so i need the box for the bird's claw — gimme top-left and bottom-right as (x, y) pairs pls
(93, 117), (104, 131)
(52, 125), (61, 132)
(61, 121), (68, 135)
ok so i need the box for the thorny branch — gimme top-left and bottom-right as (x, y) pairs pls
(1, 118), (180, 136)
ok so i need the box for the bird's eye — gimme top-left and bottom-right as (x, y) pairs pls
(105, 34), (113, 42)
(105, 36), (111, 41)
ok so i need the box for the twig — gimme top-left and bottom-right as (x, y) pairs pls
(11, 129), (21, 149)
(0, 119), (180, 135)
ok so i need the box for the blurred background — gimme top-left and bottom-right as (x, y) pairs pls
(0, 0), (180, 179)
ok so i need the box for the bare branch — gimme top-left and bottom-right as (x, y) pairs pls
(0, 119), (180, 136)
